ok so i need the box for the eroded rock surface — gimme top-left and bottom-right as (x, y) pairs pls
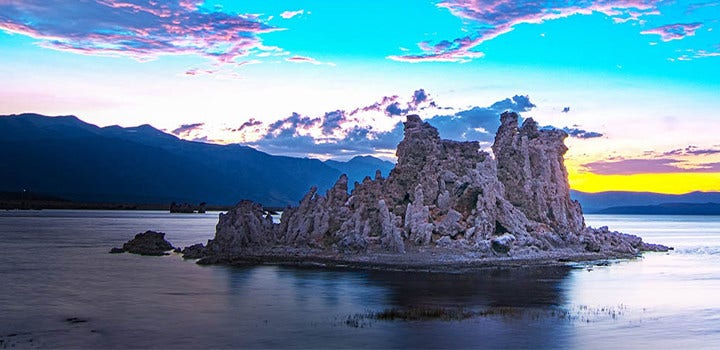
(199, 113), (669, 266)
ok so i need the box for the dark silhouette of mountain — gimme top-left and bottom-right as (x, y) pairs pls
(0, 113), (354, 206)
(324, 155), (395, 185)
(0, 190), (68, 202)
(571, 190), (720, 213)
(596, 202), (720, 215)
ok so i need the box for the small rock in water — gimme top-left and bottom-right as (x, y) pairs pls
(111, 230), (175, 256)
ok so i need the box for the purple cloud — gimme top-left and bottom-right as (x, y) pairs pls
(0, 0), (277, 64)
(561, 127), (603, 139)
(662, 145), (720, 156)
(641, 23), (703, 41)
(583, 158), (720, 175)
(171, 122), (204, 136)
(235, 118), (263, 132)
(222, 91), (539, 158)
(694, 162), (720, 172)
(389, 0), (662, 63)
(349, 95), (400, 115)
(266, 113), (320, 135)
(583, 158), (689, 175)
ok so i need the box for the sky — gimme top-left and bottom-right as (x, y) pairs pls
(1, 0), (719, 194)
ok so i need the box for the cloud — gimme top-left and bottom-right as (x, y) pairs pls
(390, 0), (662, 62)
(249, 93), (537, 158)
(583, 158), (690, 175)
(583, 158), (720, 175)
(171, 122), (204, 136)
(694, 162), (720, 172)
(285, 55), (334, 66)
(226, 118), (263, 133)
(489, 95), (536, 112)
(686, 1), (720, 14)
(245, 91), (435, 157)
(387, 38), (485, 63)
(662, 145), (720, 156)
(349, 95), (400, 115)
(561, 127), (603, 139)
(640, 23), (703, 41)
(673, 46), (720, 61)
(280, 10), (304, 19)
(0, 0), (278, 64)
(427, 95), (536, 142)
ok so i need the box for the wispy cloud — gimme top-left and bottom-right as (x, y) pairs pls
(672, 46), (720, 61)
(280, 10), (304, 19)
(0, 0), (278, 64)
(285, 55), (334, 66)
(583, 143), (720, 175)
(641, 23), (703, 41)
(661, 145), (720, 156)
(171, 122), (204, 136)
(686, 1), (720, 14)
(391, 0), (662, 63)
(583, 158), (682, 175)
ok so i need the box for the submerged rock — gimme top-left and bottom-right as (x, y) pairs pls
(194, 112), (669, 268)
(110, 230), (175, 256)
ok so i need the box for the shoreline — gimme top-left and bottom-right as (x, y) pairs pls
(195, 249), (650, 273)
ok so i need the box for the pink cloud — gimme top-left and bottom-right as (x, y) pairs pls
(0, 0), (278, 64)
(392, 0), (663, 63)
(640, 22), (703, 41)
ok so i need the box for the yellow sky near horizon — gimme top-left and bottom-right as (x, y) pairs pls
(568, 169), (720, 194)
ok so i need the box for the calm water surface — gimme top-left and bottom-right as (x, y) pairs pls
(0, 210), (719, 349)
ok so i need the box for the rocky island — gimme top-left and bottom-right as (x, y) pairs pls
(186, 112), (668, 271)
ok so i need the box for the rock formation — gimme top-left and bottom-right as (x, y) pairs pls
(193, 113), (668, 267)
(109, 230), (175, 256)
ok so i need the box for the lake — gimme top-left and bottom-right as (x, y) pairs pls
(1, 210), (719, 349)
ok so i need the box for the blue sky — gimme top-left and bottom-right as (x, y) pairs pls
(0, 0), (719, 192)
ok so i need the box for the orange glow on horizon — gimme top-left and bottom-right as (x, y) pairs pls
(569, 170), (720, 194)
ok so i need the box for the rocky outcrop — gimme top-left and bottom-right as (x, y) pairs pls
(493, 112), (584, 234)
(181, 243), (208, 259)
(109, 230), (175, 256)
(198, 112), (669, 268)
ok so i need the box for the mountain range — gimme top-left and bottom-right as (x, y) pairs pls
(570, 190), (720, 213)
(0, 113), (393, 206)
(1, 113), (717, 213)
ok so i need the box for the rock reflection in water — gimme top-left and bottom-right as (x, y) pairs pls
(218, 265), (573, 349)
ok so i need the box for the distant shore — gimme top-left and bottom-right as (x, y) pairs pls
(0, 198), (284, 212)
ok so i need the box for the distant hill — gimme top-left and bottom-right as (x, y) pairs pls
(596, 202), (720, 215)
(0, 113), (391, 206)
(324, 156), (395, 185)
(571, 190), (720, 213)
